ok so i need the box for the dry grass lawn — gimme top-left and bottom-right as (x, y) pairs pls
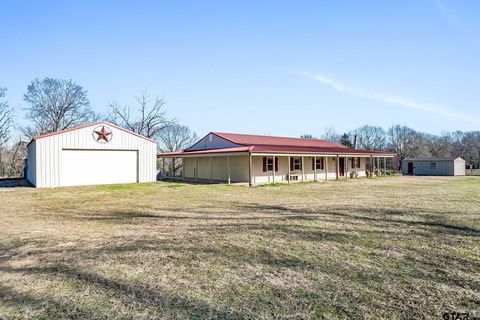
(0, 176), (479, 319)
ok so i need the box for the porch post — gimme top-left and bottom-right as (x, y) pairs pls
(370, 155), (373, 178)
(162, 158), (166, 180)
(335, 155), (339, 180)
(248, 153), (253, 187)
(325, 156), (328, 181)
(227, 156), (231, 184)
(301, 156), (304, 182)
(383, 157), (387, 174)
(314, 156), (317, 182)
(343, 157), (348, 179)
(194, 157), (198, 181)
(287, 156), (291, 184)
(272, 155), (275, 183)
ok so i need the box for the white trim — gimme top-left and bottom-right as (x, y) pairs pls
(159, 152), (249, 158)
(160, 152), (394, 159)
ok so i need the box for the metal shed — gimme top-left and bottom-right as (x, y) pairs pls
(26, 121), (157, 188)
(402, 157), (465, 176)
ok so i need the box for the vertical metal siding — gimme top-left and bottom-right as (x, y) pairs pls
(32, 123), (157, 188)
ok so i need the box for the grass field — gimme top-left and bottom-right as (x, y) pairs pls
(0, 176), (479, 319)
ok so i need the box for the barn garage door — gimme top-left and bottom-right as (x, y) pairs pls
(61, 150), (138, 187)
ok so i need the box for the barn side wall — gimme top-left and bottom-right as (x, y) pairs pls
(26, 142), (36, 187)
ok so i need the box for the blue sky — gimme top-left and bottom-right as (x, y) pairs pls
(1, 0), (479, 138)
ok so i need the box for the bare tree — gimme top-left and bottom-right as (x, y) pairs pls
(456, 131), (480, 168)
(23, 78), (93, 138)
(387, 125), (423, 169)
(352, 125), (386, 150)
(109, 92), (171, 139)
(158, 124), (197, 176)
(0, 87), (13, 177)
(158, 124), (197, 153)
(4, 138), (27, 177)
(320, 126), (341, 143)
(0, 87), (13, 147)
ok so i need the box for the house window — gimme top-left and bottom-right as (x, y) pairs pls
(430, 162), (436, 169)
(263, 157), (278, 172)
(267, 158), (274, 171)
(351, 157), (361, 168)
(294, 158), (301, 170)
(315, 158), (324, 170)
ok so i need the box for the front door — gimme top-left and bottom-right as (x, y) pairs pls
(407, 162), (414, 175)
(339, 158), (345, 176)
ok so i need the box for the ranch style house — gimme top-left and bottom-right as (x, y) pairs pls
(158, 132), (396, 186)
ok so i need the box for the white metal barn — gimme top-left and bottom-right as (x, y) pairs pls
(26, 121), (157, 188)
(402, 157), (466, 176)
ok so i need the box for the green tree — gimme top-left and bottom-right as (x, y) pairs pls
(340, 133), (353, 148)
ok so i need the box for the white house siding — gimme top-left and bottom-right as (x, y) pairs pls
(253, 156), (367, 183)
(183, 155), (249, 182)
(183, 158), (195, 178)
(28, 123), (157, 188)
(182, 155), (367, 184)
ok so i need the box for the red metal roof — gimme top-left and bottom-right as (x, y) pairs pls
(250, 145), (390, 155)
(158, 132), (395, 157)
(28, 121), (157, 145)
(213, 132), (343, 148)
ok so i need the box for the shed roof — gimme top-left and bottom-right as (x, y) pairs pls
(404, 157), (464, 162)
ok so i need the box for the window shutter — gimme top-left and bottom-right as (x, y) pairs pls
(351, 158), (355, 168)
(299, 158), (302, 170)
(263, 157), (267, 172)
(321, 158), (324, 170)
(312, 158), (315, 170)
(357, 158), (361, 168)
(275, 157), (279, 172)
(290, 158), (294, 171)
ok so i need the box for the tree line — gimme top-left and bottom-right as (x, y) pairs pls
(303, 125), (480, 170)
(2, 77), (478, 178)
(0, 78), (197, 178)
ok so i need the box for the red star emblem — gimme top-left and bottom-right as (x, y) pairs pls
(94, 126), (111, 142)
